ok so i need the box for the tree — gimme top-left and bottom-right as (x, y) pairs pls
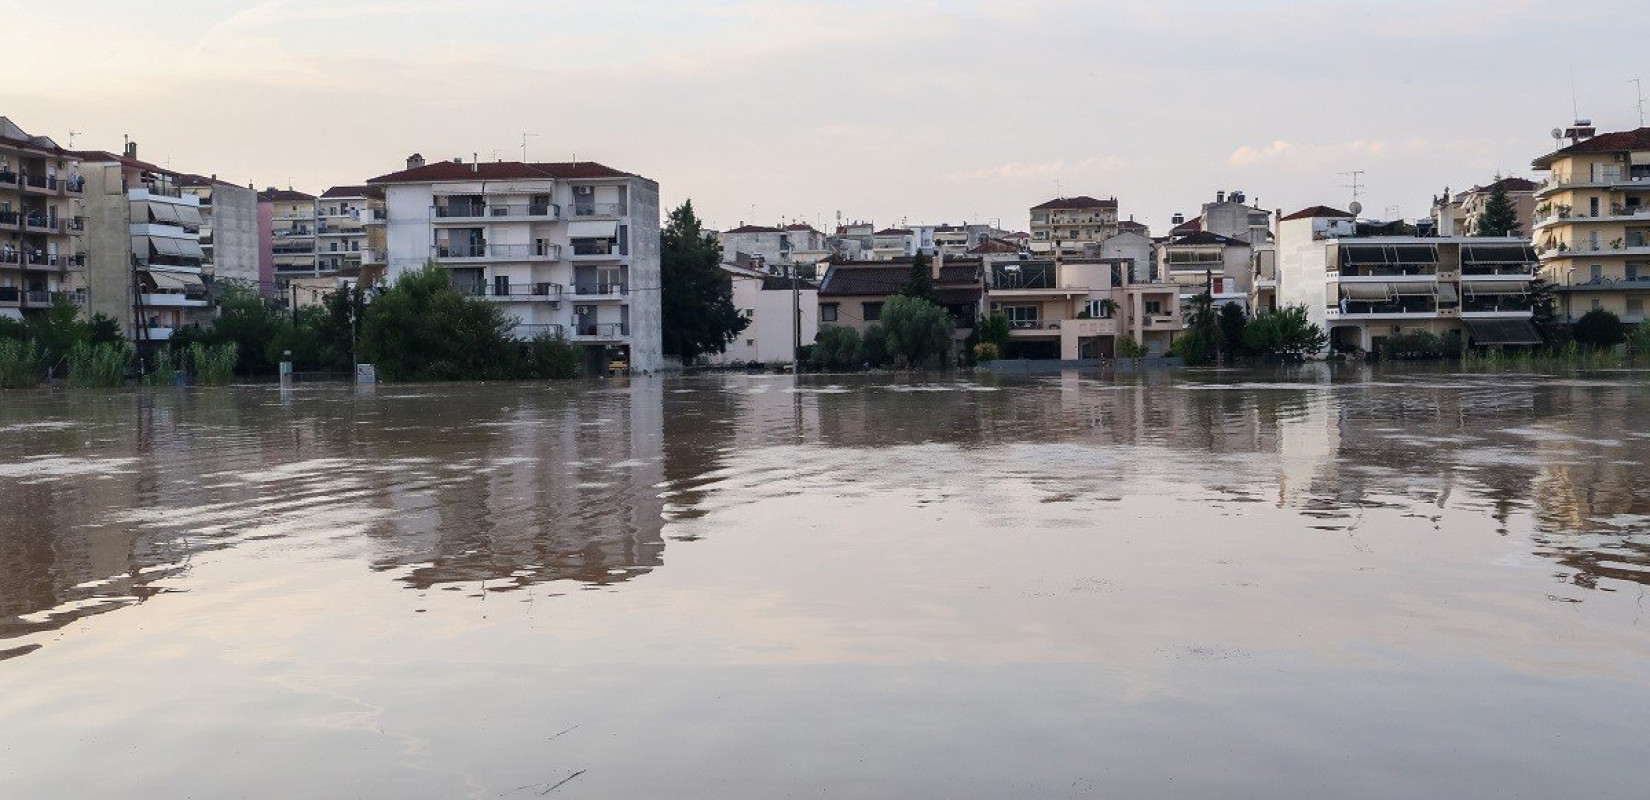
(208, 282), (291, 375)
(1572, 308), (1625, 349)
(977, 312), (1010, 352)
(900, 252), (935, 303)
(1218, 302), (1248, 359)
(26, 295), (90, 376)
(1173, 291), (1219, 365)
(809, 325), (864, 371)
(1241, 305), (1327, 359)
(878, 295), (955, 368)
(1474, 179), (1521, 237)
(357, 262), (517, 381)
(660, 200), (747, 363)
(1527, 277), (1562, 343)
(863, 324), (889, 367)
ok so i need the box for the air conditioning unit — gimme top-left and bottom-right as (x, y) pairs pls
(574, 186), (595, 196)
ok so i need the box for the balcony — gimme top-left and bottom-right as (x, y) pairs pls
(511, 323), (567, 340)
(568, 282), (629, 299)
(362, 248), (387, 266)
(0, 287), (16, 306)
(142, 326), (176, 342)
(569, 241), (622, 260)
(0, 169), (16, 187)
(1557, 276), (1650, 292)
(432, 243), (562, 262)
(23, 216), (63, 234)
(62, 176), (84, 195)
(1532, 207), (1650, 230)
(21, 289), (54, 308)
(21, 174), (54, 194)
(570, 322), (628, 341)
(456, 282), (564, 301)
(571, 203), (627, 218)
(140, 292), (210, 308)
(24, 252), (71, 270)
(1141, 315), (1181, 330)
(433, 202), (561, 223)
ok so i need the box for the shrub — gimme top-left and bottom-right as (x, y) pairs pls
(0, 339), (43, 389)
(863, 324), (889, 367)
(1627, 324), (1650, 357)
(191, 342), (239, 385)
(1115, 335), (1149, 358)
(143, 348), (181, 387)
(878, 295), (954, 368)
(1242, 305), (1327, 358)
(1380, 331), (1447, 360)
(1572, 308), (1625, 349)
(973, 342), (1001, 362)
(518, 332), (582, 380)
(65, 342), (131, 388)
(810, 325), (865, 371)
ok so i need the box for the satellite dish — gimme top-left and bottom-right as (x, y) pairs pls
(1348, 201), (1363, 216)
(1551, 128), (1564, 141)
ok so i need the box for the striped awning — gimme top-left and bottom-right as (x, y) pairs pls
(1464, 280), (1528, 296)
(1341, 283), (1391, 301)
(1391, 282), (1438, 297)
(1465, 319), (1543, 345)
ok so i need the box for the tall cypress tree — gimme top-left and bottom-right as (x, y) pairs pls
(1475, 180), (1521, 237)
(901, 252), (936, 303)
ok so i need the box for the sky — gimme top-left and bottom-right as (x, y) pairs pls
(8, 0), (1646, 234)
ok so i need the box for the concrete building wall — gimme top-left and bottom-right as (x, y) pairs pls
(80, 164), (134, 332)
(1099, 232), (1153, 282)
(210, 184), (260, 289)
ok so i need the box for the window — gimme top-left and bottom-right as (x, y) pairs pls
(1590, 197), (1601, 217)
(494, 275), (510, 296)
(1593, 299), (1604, 311)
(1145, 300), (1163, 315)
(1628, 264), (1640, 281)
(1627, 297), (1644, 319)
(1591, 264), (1604, 282)
(1003, 305), (1040, 329)
(863, 302), (883, 321)
(1086, 299), (1113, 318)
(820, 303), (838, 322)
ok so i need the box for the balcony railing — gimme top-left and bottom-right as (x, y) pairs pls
(1007, 318), (1043, 330)
(0, 287), (17, 304)
(511, 323), (567, 340)
(62, 176), (84, 194)
(570, 241), (620, 257)
(571, 203), (627, 217)
(571, 322), (628, 339)
(455, 282), (565, 300)
(22, 289), (53, 306)
(433, 243), (562, 260)
(1334, 265), (1438, 278)
(570, 282), (628, 296)
(23, 216), (63, 233)
(433, 202), (561, 221)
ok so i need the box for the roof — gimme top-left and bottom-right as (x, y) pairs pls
(784, 224), (821, 233)
(1465, 176), (1538, 194)
(1030, 195), (1117, 211)
(0, 117), (67, 155)
(321, 185), (372, 199)
(760, 276), (819, 291)
(1117, 219), (1149, 232)
(1170, 216), (1203, 236)
(875, 228), (912, 236)
(68, 149), (173, 176)
(258, 188), (316, 202)
(819, 261), (982, 297)
(367, 160), (640, 184)
(724, 224), (784, 234)
(1168, 230), (1247, 247)
(968, 238), (1021, 254)
(1532, 127), (1650, 168)
(1279, 205), (1354, 222)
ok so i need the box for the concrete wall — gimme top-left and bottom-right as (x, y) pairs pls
(210, 184), (260, 289)
(80, 163), (134, 332)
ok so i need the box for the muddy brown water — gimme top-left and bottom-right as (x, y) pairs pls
(1, 367), (1647, 798)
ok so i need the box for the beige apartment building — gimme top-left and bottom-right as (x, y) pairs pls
(1432, 177), (1538, 238)
(1530, 125), (1650, 323)
(0, 118), (85, 322)
(260, 188), (318, 278)
(1029, 196), (1118, 257)
(988, 257), (1182, 359)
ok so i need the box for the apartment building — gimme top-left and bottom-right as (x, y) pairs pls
(720, 223), (829, 268)
(0, 118), (85, 322)
(871, 227), (917, 259)
(1276, 205), (1541, 354)
(75, 144), (211, 344)
(705, 257), (820, 366)
(367, 155), (662, 372)
(315, 186), (379, 277)
(987, 257), (1182, 359)
(179, 175), (261, 290)
(1530, 124), (1650, 323)
(1169, 190), (1273, 246)
(1157, 231), (1254, 313)
(1029, 196), (1119, 256)
(259, 188), (318, 278)
(1431, 177), (1538, 237)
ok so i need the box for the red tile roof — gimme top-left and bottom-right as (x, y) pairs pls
(1279, 205), (1353, 222)
(1472, 176), (1538, 193)
(875, 228), (912, 236)
(783, 224), (821, 233)
(724, 225), (784, 234)
(1117, 219), (1149, 233)
(321, 185), (372, 198)
(1168, 230), (1247, 247)
(968, 238), (1021, 254)
(1532, 127), (1650, 168)
(68, 149), (173, 176)
(1170, 216), (1203, 236)
(258, 188), (316, 202)
(367, 160), (640, 184)
(1030, 195), (1117, 211)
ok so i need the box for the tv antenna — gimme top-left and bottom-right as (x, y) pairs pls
(1340, 170), (1366, 205)
(67, 129), (80, 148)
(521, 132), (538, 162)
(1634, 78), (1646, 127)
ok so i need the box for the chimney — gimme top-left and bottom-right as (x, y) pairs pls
(124, 141), (138, 159)
(932, 249), (944, 281)
(1216, 191), (1226, 204)
(1172, 213), (1185, 226)
(406, 153), (425, 169)
(472, 153), (479, 173)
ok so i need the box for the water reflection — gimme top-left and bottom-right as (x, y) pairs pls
(1, 367), (1648, 658)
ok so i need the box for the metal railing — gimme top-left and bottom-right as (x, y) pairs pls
(455, 282), (565, 299)
(433, 243), (562, 260)
(571, 242), (620, 257)
(23, 289), (52, 306)
(571, 322), (627, 338)
(571, 203), (627, 217)
(434, 203), (560, 220)
(570, 282), (628, 296)
(511, 323), (567, 340)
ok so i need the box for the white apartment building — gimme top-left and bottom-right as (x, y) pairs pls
(1157, 230), (1254, 314)
(1029, 196), (1119, 256)
(316, 186), (373, 275)
(367, 155), (662, 373)
(179, 174), (260, 290)
(1277, 205), (1541, 354)
(706, 260), (819, 366)
(720, 223), (829, 268)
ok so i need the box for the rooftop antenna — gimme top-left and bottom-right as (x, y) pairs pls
(1340, 169), (1366, 209)
(1570, 66), (1581, 121)
(1633, 78), (1646, 127)
(521, 132), (538, 162)
(67, 129), (79, 148)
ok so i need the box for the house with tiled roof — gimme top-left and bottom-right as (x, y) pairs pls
(721, 222), (830, 267)
(817, 255), (985, 337)
(367, 153), (662, 372)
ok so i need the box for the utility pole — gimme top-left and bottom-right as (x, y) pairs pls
(791, 260), (801, 364)
(521, 132), (538, 162)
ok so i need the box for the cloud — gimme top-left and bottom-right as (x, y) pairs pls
(947, 156), (1128, 182)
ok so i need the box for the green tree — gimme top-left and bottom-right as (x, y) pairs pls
(661, 200), (747, 363)
(1627, 323), (1650, 357)
(1242, 305), (1328, 359)
(518, 332), (583, 379)
(1474, 179), (1521, 237)
(1218, 302), (1248, 359)
(209, 282), (292, 375)
(863, 324), (890, 367)
(26, 295), (90, 376)
(977, 312), (1010, 352)
(1572, 308), (1625, 349)
(357, 262), (517, 381)
(809, 325), (865, 371)
(1115, 335), (1149, 358)
(900, 253), (935, 303)
(1526, 277), (1562, 344)
(1174, 291), (1220, 365)
(879, 295), (955, 368)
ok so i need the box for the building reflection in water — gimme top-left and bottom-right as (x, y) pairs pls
(1, 368), (1648, 662)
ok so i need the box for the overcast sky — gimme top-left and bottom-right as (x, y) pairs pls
(10, 0), (1644, 233)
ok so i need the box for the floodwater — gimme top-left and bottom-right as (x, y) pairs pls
(1, 367), (1648, 799)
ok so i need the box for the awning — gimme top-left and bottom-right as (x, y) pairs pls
(568, 220), (618, 238)
(1436, 283), (1459, 303)
(1391, 282), (1438, 297)
(1464, 319), (1544, 346)
(1464, 280), (1528, 296)
(144, 271), (203, 291)
(148, 202), (181, 224)
(148, 236), (206, 260)
(174, 205), (204, 228)
(1341, 283), (1391, 301)
(0, 308), (22, 321)
(1460, 243), (1537, 265)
